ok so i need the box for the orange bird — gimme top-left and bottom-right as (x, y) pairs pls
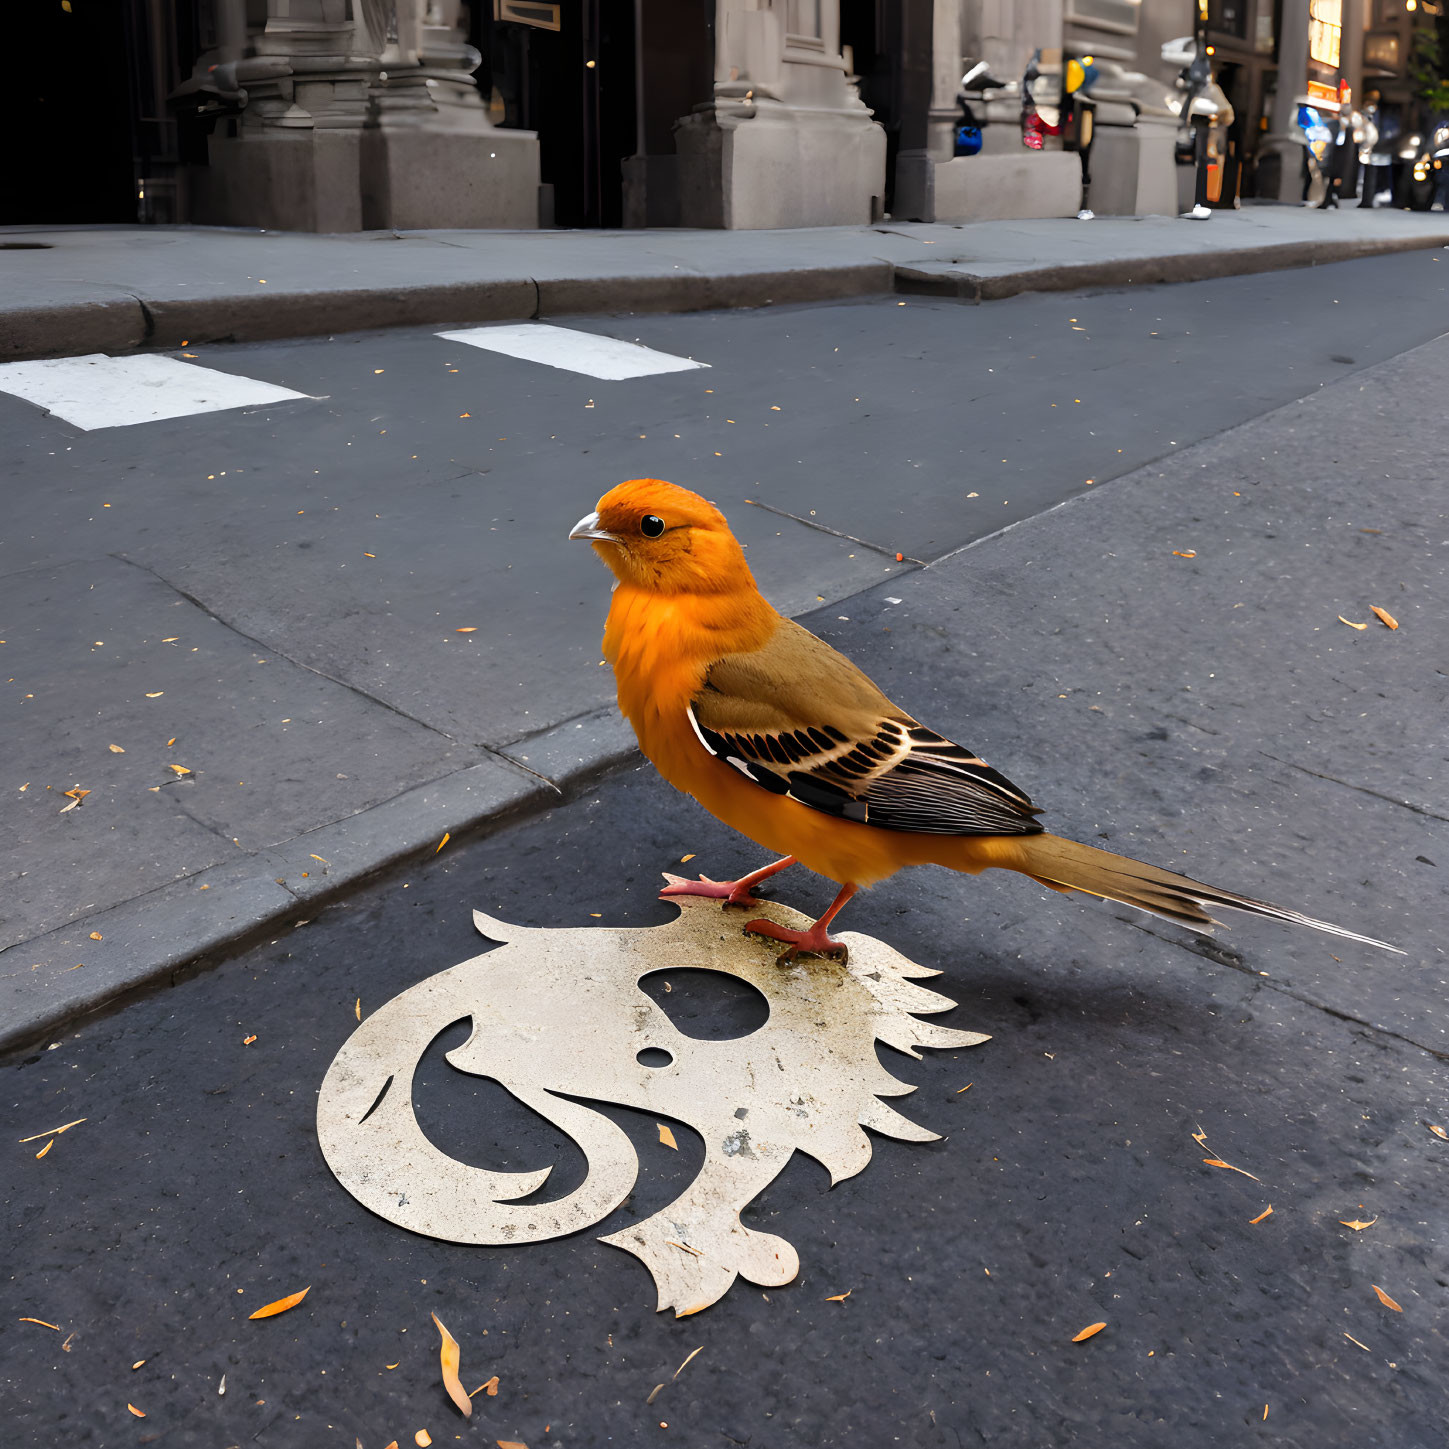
(571, 478), (1400, 961)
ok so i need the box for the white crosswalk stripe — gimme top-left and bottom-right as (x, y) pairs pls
(0, 353), (309, 431)
(436, 323), (710, 380)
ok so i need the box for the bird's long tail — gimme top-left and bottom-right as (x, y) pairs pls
(983, 833), (1404, 954)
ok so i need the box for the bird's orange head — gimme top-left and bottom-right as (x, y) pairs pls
(570, 479), (758, 596)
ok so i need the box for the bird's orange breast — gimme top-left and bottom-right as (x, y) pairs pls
(601, 586), (1021, 888)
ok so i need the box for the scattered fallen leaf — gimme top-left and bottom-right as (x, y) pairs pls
(128, 1404), (146, 1418)
(1430, 1125), (1448, 1140)
(146, 692), (164, 698)
(1369, 606), (1398, 630)
(18, 1118), (87, 1144)
(658, 1124), (678, 1150)
(58, 799), (81, 815)
(355, 998), (362, 1021)
(167, 764), (191, 776)
(108, 744), (125, 754)
(1340, 1215), (1378, 1231)
(310, 854), (329, 865)
(35, 1139), (54, 1159)
(1203, 1157), (1262, 1182)
(454, 627), (477, 633)
(496, 1441), (528, 1449)
(1263, 1405), (1269, 1421)
(1191, 1124), (1209, 1147)
(646, 1384), (665, 1405)
(435, 832), (451, 854)
(680, 853), (695, 863)
(1371, 1285), (1404, 1313)
(18, 1318), (60, 1330)
(1249, 1205), (1274, 1225)
(61, 1332), (76, 1352)
(248, 1286), (310, 1319)
(1338, 616), (1368, 631)
(469, 1376), (500, 1398)
(431, 1313), (471, 1417)
(1172, 550), (1197, 558)
(386, 1363), (400, 1371)
(416, 1433), (432, 1447)
(167, 738), (176, 747)
(825, 1290), (852, 1303)
(90, 931), (103, 941)
(1344, 1332), (1371, 1352)
(956, 1083), (973, 1094)
(218, 1373), (226, 1395)
(673, 1346), (702, 1380)
(243, 1035), (257, 1046)
(1071, 1322), (1107, 1343)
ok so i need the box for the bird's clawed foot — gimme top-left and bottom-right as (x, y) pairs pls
(659, 873), (763, 909)
(659, 856), (797, 911)
(744, 917), (849, 966)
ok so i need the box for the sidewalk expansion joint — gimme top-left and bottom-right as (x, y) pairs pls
(742, 497), (926, 565)
(112, 552), (462, 746)
(1257, 752), (1449, 824)
(1122, 918), (1446, 1063)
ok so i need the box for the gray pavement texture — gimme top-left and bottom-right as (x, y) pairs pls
(3, 206), (1449, 361)
(3, 251), (1449, 1053)
(2, 319), (1445, 1446)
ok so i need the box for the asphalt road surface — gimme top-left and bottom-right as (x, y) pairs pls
(2, 253), (1447, 1447)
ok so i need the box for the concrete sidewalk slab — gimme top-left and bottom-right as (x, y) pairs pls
(4, 208), (1448, 360)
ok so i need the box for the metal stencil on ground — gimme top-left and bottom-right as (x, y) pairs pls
(316, 892), (985, 1317)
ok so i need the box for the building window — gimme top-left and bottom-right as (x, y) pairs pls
(1309, 0), (1342, 67)
(1364, 31), (1401, 66)
(1209, 0), (1249, 36)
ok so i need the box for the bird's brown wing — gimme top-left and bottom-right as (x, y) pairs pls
(689, 618), (1042, 836)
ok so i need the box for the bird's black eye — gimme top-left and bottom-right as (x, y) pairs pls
(639, 514), (665, 538)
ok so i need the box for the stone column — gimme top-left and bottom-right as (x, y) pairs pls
(676, 0), (887, 229)
(1264, 0), (1312, 202)
(188, 0), (538, 231)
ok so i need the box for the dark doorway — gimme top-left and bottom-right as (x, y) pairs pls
(478, 0), (637, 228)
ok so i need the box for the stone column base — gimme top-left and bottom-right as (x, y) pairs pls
(1086, 114), (1178, 216)
(677, 100), (886, 229)
(930, 152), (1082, 222)
(193, 129), (366, 232)
(361, 126), (540, 230)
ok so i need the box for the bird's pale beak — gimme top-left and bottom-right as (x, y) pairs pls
(569, 510), (615, 543)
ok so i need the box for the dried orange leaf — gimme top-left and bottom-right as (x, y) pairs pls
(1339, 1216), (1378, 1231)
(646, 1384), (664, 1405)
(1249, 1205), (1274, 1225)
(680, 853), (696, 863)
(166, 738), (176, 747)
(1430, 1125), (1448, 1140)
(18, 1317), (60, 1329)
(243, 1035), (257, 1046)
(132, 1360), (145, 1370)
(455, 627), (477, 633)
(248, 1285), (310, 1319)
(128, 1403), (146, 1418)
(658, 1124), (678, 1150)
(824, 1290), (852, 1303)
(431, 1312), (471, 1417)
(146, 692), (164, 698)
(1344, 1331), (1371, 1352)
(35, 1139), (54, 1159)
(90, 931), (103, 941)
(355, 998), (362, 1021)
(167, 764), (191, 776)
(1191, 1124), (1209, 1146)
(108, 744), (125, 754)
(435, 832), (451, 854)
(17, 1119), (86, 1144)
(416, 1434), (432, 1448)
(1202, 1157), (1262, 1182)
(1371, 1284), (1404, 1312)
(955, 1083), (973, 1094)
(1172, 549), (1197, 558)
(1338, 616), (1368, 630)
(496, 1441), (528, 1449)
(469, 1375), (500, 1398)
(1369, 606), (1398, 630)
(1071, 1322), (1107, 1342)
(673, 1346), (702, 1380)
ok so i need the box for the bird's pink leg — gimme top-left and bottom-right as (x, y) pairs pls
(659, 855), (797, 909)
(746, 882), (858, 963)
